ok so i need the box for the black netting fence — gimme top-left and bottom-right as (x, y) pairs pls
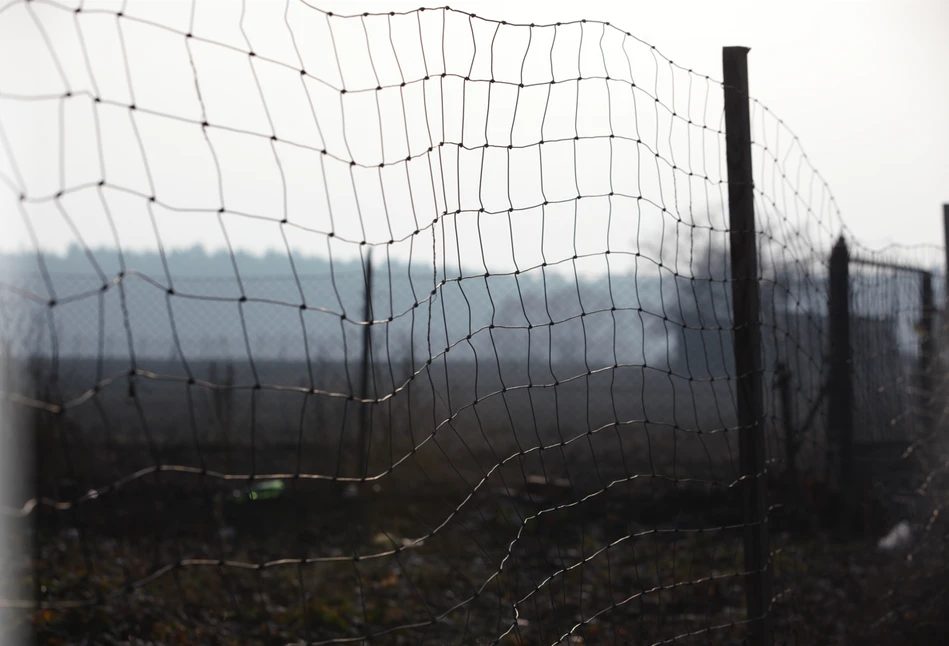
(0, 2), (947, 645)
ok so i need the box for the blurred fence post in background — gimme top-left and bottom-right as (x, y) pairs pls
(775, 363), (796, 478)
(209, 361), (234, 474)
(722, 45), (772, 646)
(944, 204), (949, 308)
(828, 238), (853, 490)
(941, 204), (949, 426)
(919, 272), (935, 435)
(943, 205), (949, 374)
(358, 248), (374, 480)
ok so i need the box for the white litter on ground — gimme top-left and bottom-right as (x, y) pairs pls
(342, 483), (359, 499)
(877, 521), (912, 552)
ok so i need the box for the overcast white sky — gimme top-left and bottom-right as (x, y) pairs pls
(447, 0), (949, 250)
(0, 0), (946, 279)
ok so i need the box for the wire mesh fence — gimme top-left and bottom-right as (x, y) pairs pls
(0, 2), (947, 645)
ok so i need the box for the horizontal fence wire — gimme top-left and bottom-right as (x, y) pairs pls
(0, 2), (946, 645)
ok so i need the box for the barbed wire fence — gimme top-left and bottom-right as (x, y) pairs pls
(0, 1), (947, 644)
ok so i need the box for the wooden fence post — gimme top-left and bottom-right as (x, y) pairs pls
(828, 237), (853, 490)
(722, 45), (772, 646)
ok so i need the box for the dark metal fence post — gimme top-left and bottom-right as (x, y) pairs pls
(358, 248), (374, 480)
(723, 45), (772, 646)
(828, 237), (853, 489)
(920, 272), (935, 434)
